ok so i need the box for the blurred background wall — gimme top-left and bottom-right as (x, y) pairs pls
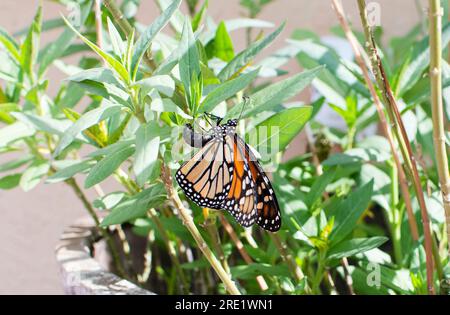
(0, 0), (423, 294)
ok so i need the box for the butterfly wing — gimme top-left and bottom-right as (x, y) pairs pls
(236, 136), (281, 232)
(176, 134), (234, 210)
(221, 134), (258, 227)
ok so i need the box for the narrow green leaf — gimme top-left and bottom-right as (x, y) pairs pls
(200, 68), (259, 113)
(192, 0), (208, 31)
(84, 146), (135, 188)
(100, 184), (166, 226)
(135, 75), (175, 97)
(46, 160), (95, 183)
(107, 17), (125, 58)
(20, 6), (42, 79)
(62, 15), (130, 84)
(0, 122), (35, 148)
(328, 180), (374, 245)
(396, 22), (450, 97)
(0, 26), (20, 61)
(179, 18), (201, 109)
(225, 66), (324, 119)
(327, 237), (388, 260)
(20, 161), (49, 191)
(218, 22), (285, 81)
(131, 0), (182, 78)
(38, 2), (91, 76)
(305, 167), (337, 208)
(67, 67), (122, 86)
(0, 155), (33, 173)
(12, 112), (72, 136)
(88, 138), (134, 158)
(134, 122), (160, 187)
(54, 104), (122, 157)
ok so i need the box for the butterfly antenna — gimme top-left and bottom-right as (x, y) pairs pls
(238, 96), (249, 121)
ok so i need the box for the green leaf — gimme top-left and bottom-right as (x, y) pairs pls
(107, 17), (125, 58)
(134, 123), (161, 187)
(207, 21), (235, 62)
(62, 15), (130, 84)
(225, 66), (324, 119)
(12, 112), (72, 137)
(88, 139), (135, 158)
(46, 160), (95, 183)
(0, 173), (22, 190)
(0, 155), (33, 173)
(218, 22), (285, 81)
(192, 0), (208, 31)
(135, 75), (175, 97)
(20, 6), (42, 79)
(54, 104), (122, 157)
(305, 167), (337, 208)
(100, 184), (167, 226)
(179, 18), (201, 109)
(93, 191), (126, 210)
(0, 122), (35, 148)
(0, 26), (20, 61)
(156, 0), (185, 34)
(327, 237), (388, 260)
(199, 69), (259, 113)
(0, 102), (20, 124)
(328, 180), (374, 245)
(131, 0), (182, 78)
(85, 146), (135, 188)
(67, 67), (122, 86)
(251, 106), (312, 156)
(396, 22), (450, 96)
(38, 2), (91, 76)
(19, 161), (49, 191)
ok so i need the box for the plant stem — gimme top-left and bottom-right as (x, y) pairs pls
(330, 0), (419, 242)
(160, 164), (241, 295)
(219, 214), (269, 291)
(94, 0), (103, 49)
(269, 233), (309, 291)
(148, 208), (190, 294)
(429, 0), (450, 260)
(311, 249), (326, 294)
(356, 0), (435, 294)
(65, 177), (127, 278)
(389, 160), (403, 265)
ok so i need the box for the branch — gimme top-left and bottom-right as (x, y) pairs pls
(161, 164), (242, 295)
(356, 0), (435, 294)
(330, 0), (419, 242)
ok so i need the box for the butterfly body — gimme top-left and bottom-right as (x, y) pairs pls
(176, 119), (281, 232)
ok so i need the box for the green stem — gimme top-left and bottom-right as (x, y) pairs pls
(389, 160), (403, 266)
(357, 0), (435, 294)
(428, 0), (450, 262)
(312, 249), (326, 294)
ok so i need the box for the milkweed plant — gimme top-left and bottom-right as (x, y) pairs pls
(0, 0), (449, 295)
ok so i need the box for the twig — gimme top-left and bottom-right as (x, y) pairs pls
(356, 0), (435, 294)
(219, 214), (269, 291)
(428, 0), (450, 260)
(330, 0), (419, 242)
(161, 164), (241, 295)
(269, 233), (308, 290)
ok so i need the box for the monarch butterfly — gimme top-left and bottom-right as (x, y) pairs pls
(175, 113), (281, 232)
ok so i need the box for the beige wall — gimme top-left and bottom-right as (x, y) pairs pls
(0, 0), (422, 294)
